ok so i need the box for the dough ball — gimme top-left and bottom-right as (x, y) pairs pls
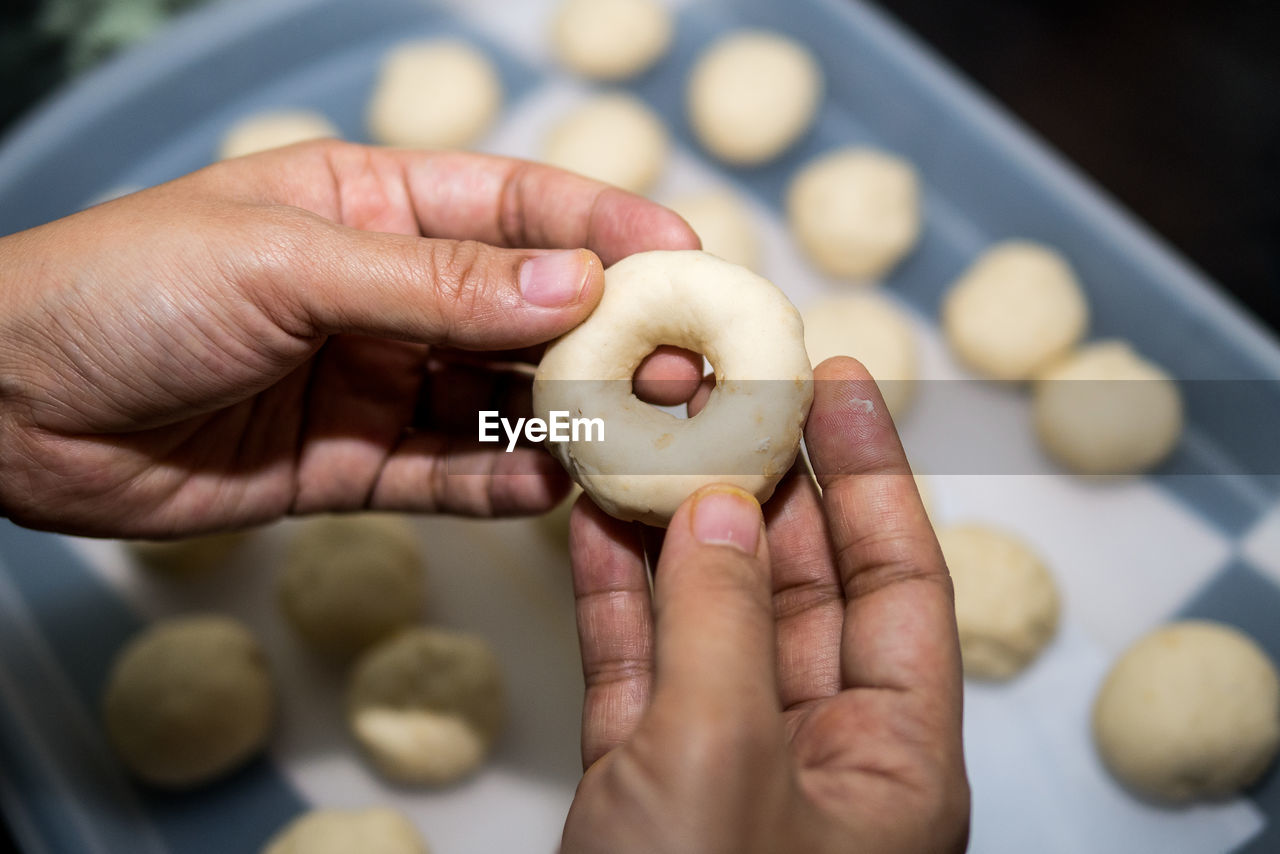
(126, 530), (249, 576)
(1033, 340), (1183, 475)
(667, 190), (760, 271)
(278, 515), (425, 659)
(103, 615), (274, 788)
(550, 0), (672, 80)
(543, 94), (668, 194)
(913, 473), (935, 525)
(802, 292), (919, 419)
(263, 807), (429, 854)
(1093, 620), (1280, 802)
(943, 242), (1089, 381)
(347, 628), (504, 785)
(218, 110), (338, 160)
(787, 147), (921, 280)
(367, 40), (502, 149)
(687, 30), (822, 165)
(936, 524), (1059, 680)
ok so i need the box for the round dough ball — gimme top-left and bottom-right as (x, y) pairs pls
(126, 530), (249, 576)
(667, 190), (760, 272)
(802, 292), (919, 419)
(367, 40), (502, 149)
(550, 0), (672, 80)
(347, 628), (504, 785)
(543, 94), (668, 194)
(943, 242), (1089, 381)
(263, 807), (429, 854)
(687, 30), (822, 165)
(936, 524), (1059, 680)
(1094, 620), (1280, 802)
(1033, 340), (1183, 475)
(278, 515), (425, 658)
(103, 616), (274, 788)
(787, 147), (921, 280)
(218, 110), (338, 160)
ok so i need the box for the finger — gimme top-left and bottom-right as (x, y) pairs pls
(569, 498), (654, 769)
(258, 219), (607, 351)
(632, 346), (704, 406)
(649, 485), (778, 727)
(764, 467), (844, 709)
(806, 358), (961, 708)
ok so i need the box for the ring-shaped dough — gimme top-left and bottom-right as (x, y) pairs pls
(533, 250), (813, 526)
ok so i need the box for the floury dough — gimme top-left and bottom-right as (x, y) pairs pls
(263, 808), (429, 854)
(103, 616), (274, 788)
(686, 30), (822, 165)
(347, 628), (504, 785)
(936, 524), (1060, 680)
(218, 110), (338, 159)
(1093, 620), (1280, 802)
(367, 40), (502, 149)
(667, 190), (760, 272)
(802, 291), (919, 419)
(943, 242), (1089, 381)
(787, 147), (921, 280)
(1033, 340), (1183, 474)
(543, 94), (668, 194)
(550, 0), (672, 80)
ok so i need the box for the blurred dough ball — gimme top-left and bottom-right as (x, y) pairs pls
(543, 94), (668, 194)
(667, 190), (760, 271)
(913, 473), (935, 524)
(1093, 620), (1280, 802)
(1033, 340), (1182, 474)
(687, 30), (822, 165)
(936, 525), (1059, 680)
(550, 0), (672, 80)
(126, 530), (249, 576)
(943, 242), (1089, 381)
(103, 616), (274, 788)
(347, 628), (504, 785)
(218, 110), (338, 160)
(787, 147), (921, 280)
(802, 292), (919, 418)
(263, 807), (429, 854)
(367, 40), (502, 149)
(278, 515), (425, 658)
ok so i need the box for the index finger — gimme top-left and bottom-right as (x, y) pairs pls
(805, 357), (961, 707)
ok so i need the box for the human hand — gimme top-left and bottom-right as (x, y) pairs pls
(563, 357), (969, 854)
(0, 142), (700, 537)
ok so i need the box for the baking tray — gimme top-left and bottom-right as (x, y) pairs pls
(2, 0), (1280, 851)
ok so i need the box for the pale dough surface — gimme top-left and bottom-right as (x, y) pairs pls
(667, 190), (760, 272)
(533, 250), (813, 527)
(943, 241), (1089, 381)
(787, 147), (921, 280)
(367, 40), (502, 149)
(218, 110), (338, 160)
(103, 615), (274, 788)
(802, 291), (919, 419)
(550, 0), (672, 80)
(936, 524), (1060, 680)
(1093, 620), (1280, 802)
(347, 628), (504, 785)
(542, 93), (668, 194)
(1033, 340), (1183, 474)
(263, 808), (430, 854)
(278, 515), (425, 658)
(686, 30), (822, 165)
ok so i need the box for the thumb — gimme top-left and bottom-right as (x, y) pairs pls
(649, 485), (779, 725)
(266, 222), (604, 350)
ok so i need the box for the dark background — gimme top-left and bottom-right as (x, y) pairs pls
(0, 0), (1277, 850)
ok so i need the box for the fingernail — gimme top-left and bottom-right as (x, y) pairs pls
(691, 486), (761, 554)
(520, 250), (590, 307)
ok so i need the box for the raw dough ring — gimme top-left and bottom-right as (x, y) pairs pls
(533, 250), (813, 527)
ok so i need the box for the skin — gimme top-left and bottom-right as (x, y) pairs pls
(0, 142), (968, 851)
